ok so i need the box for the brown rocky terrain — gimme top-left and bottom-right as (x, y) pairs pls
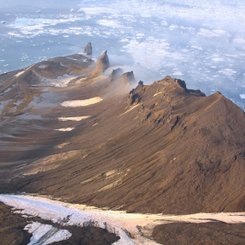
(0, 47), (244, 244)
(152, 222), (245, 245)
(0, 51), (244, 213)
(0, 203), (31, 245)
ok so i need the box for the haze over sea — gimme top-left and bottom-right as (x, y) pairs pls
(0, 0), (244, 109)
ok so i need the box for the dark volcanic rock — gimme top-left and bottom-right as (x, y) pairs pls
(129, 81), (144, 105)
(175, 78), (206, 97)
(84, 42), (92, 55)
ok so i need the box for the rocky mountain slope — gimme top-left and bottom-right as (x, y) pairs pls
(0, 45), (244, 244)
(152, 222), (245, 245)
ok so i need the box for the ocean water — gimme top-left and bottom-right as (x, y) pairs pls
(0, 0), (244, 109)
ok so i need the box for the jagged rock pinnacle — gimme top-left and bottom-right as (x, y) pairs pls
(98, 50), (110, 70)
(109, 68), (123, 81)
(92, 50), (110, 76)
(138, 81), (144, 87)
(119, 71), (136, 84)
(175, 79), (187, 90)
(84, 42), (92, 55)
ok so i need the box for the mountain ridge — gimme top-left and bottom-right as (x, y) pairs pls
(0, 50), (244, 215)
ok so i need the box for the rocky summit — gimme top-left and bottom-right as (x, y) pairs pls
(0, 49), (244, 245)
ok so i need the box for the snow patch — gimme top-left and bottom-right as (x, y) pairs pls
(38, 64), (48, 69)
(25, 222), (71, 245)
(58, 116), (90, 122)
(14, 70), (26, 78)
(120, 104), (140, 117)
(55, 128), (74, 132)
(153, 92), (163, 97)
(61, 97), (103, 107)
(0, 195), (245, 245)
(0, 195), (136, 244)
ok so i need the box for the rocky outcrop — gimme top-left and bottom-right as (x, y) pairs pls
(97, 50), (110, 71)
(175, 78), (206, 96)
(117, 71), (136, 85)
(106, 71), (136, 96)
(84, 42), (92, 56)
(109, 68), (123, 81)
(129, 81), (144, 105)
(92, 50), (110, 76)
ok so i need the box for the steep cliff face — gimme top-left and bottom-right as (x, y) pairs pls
(0, 51), (244, 215)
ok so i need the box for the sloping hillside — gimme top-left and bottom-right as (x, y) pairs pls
(0, 51), (244, 215)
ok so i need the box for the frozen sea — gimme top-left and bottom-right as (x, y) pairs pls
(0, 0), (244, 109)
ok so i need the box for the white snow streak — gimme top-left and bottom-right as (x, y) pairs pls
(55, 127), (74, 132)
(61, 97), (103, 107)
(58, 116), (90, 121)
(14, 70), (26, 78)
